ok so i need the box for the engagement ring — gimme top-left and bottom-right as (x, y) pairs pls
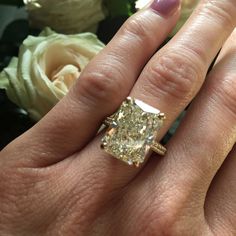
(101, 97), (167, 167)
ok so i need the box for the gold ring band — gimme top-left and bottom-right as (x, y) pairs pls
(150, 142), (167, 156)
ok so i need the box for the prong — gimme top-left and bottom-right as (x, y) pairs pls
(158, 113), (166, 120)
(101, 142), (107, 150)
(111, 121), (118, 128)
(127, 160), (133, 166)
(126, 97), (134, 104)
(134, 162), (140, 168)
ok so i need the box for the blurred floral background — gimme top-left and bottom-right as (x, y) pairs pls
(0, 0), (198, 149)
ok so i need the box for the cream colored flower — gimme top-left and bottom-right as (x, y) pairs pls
(135, 0), (152, 9)
(0, 28), (105, 121)
(23, 0), (106, 34)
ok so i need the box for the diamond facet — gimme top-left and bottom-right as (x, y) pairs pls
(102, 97), (164, 166)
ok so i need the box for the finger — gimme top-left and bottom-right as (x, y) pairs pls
(136, 23), (236, 226)
(86, 0), (236, 182)
(203, 29), (236, 235)
(131, 0), (236, 136)
(4, 1), (181, 166)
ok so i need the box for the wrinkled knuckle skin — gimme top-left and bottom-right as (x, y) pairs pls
(77, 65), (125, 107)
(138, 204), (181, 236)
(202, 0), (236, 30)
(121, 15), (151, 43)
(139, 202), (203, 236)
(145, 52), (201, 101)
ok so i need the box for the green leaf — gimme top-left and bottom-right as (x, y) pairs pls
(128, 0), (137, 13)
(104, 0), (136, 17)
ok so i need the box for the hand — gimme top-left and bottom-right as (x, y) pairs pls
(1, 0), (236, 235)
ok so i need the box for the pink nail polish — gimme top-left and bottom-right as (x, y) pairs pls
(150, 0), (180, 16)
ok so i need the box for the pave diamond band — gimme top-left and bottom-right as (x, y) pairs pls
(150, 142), (167, 156)
(101, 97), (167, 167)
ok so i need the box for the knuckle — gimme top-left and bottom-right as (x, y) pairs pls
(121, 15), (151, 43)
(144, 196), (200, 236)
(136, 187), (185, 235)
(145, 51), (202, 101)
(77, 63), (125, 107)
(141, 202), (181, 236)
(202, 0), (236, 29)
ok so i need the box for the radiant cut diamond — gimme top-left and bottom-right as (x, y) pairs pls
(101, 97), (164, 167)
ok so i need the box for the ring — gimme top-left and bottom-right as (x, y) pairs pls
(101, 97), (167, 167)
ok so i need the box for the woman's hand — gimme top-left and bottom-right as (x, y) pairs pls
(1, 0), (236, 235)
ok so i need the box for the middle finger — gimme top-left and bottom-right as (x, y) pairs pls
(87, 0), (236, 184)
(131, 0), (236, 136)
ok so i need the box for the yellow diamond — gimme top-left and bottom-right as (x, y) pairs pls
(102, 97), (164, 167)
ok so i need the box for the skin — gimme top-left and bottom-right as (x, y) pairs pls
(1, 0), (236, 235)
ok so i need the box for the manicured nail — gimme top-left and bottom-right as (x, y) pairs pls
(150, 0), (180, 16)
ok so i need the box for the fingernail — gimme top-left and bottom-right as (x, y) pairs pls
(150, 0), (180, 16)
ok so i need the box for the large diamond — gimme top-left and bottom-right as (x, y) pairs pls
(101, 97), (164, 166)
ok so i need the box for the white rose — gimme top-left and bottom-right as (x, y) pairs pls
(0, 28), (105, 121)
(23, 0), (106, 34)
(135, 0), (152, 9)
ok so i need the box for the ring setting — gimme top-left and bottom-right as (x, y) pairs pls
(101, 97), (167, 167)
